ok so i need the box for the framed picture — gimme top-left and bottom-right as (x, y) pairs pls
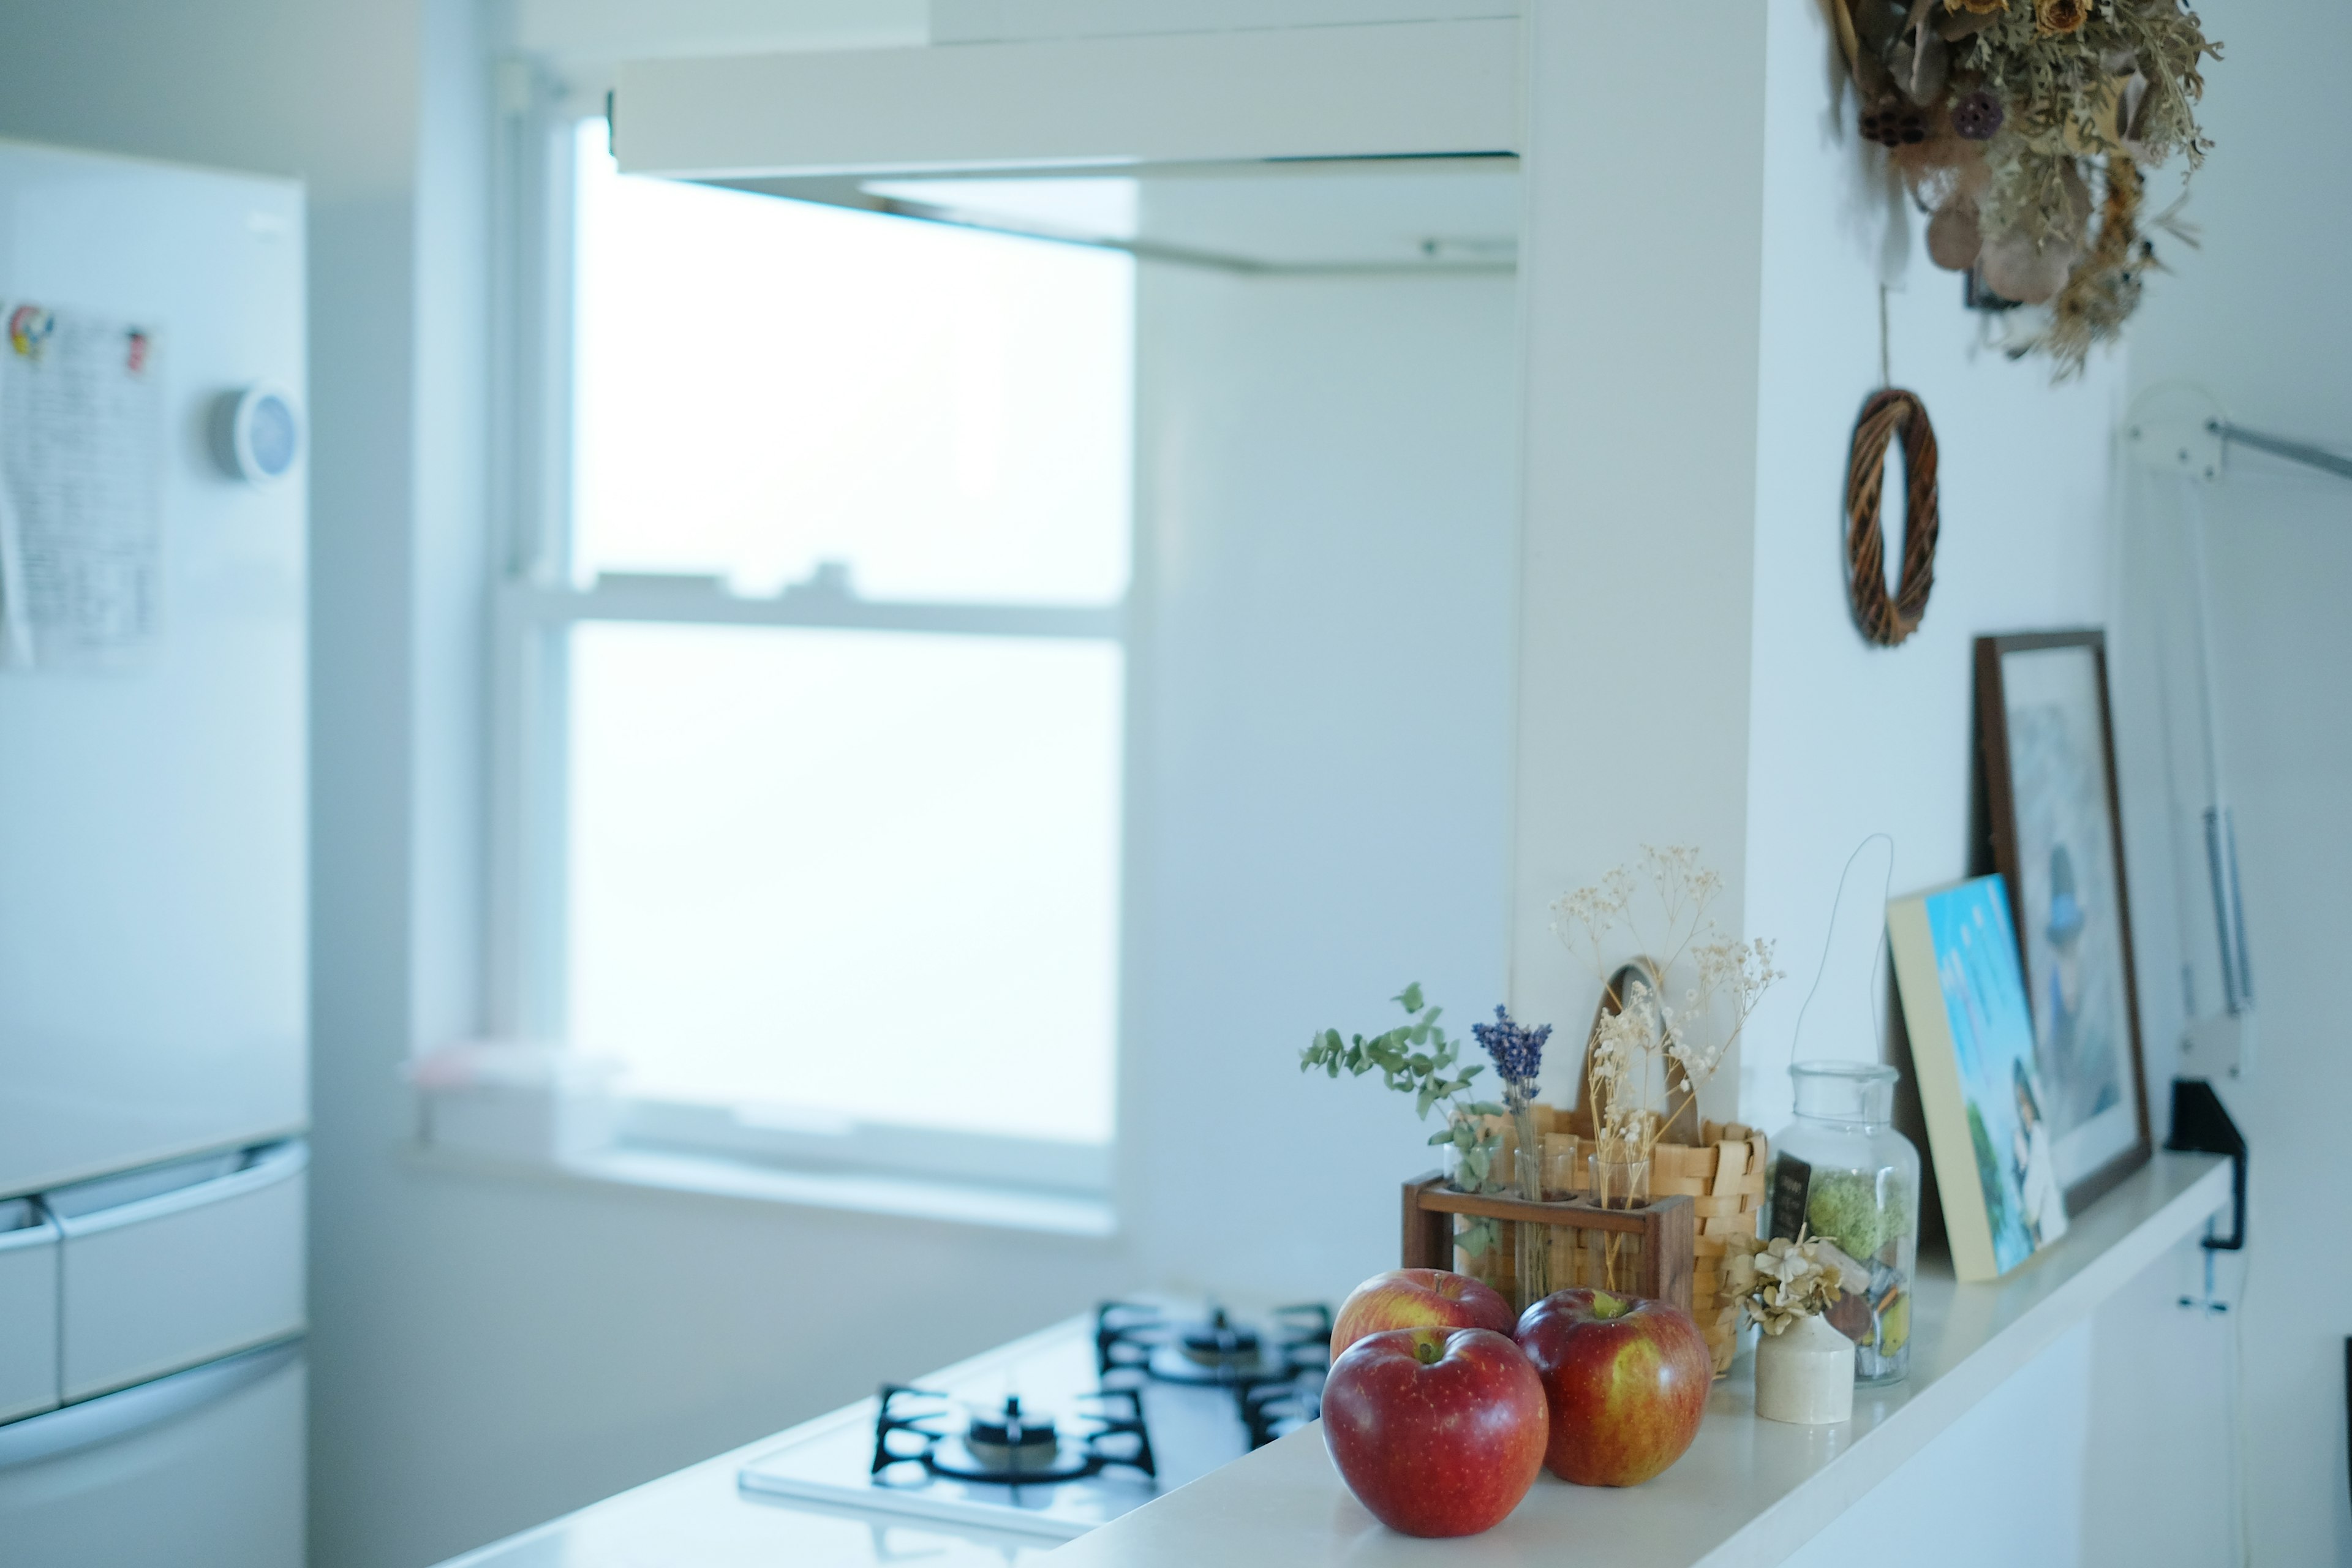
(1888, 875), (2071, 1281)
(1975, 631), (2152, 1213)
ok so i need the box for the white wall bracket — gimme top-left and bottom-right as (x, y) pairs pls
(2125, 383), (2228, 483)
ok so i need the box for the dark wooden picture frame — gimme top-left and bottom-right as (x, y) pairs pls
(1974, 630), (2153, 1215)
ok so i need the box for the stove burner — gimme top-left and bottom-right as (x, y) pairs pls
(1177, 1308), (1261, 1368)
(966, 1395), (1058, 1473)
(871, 1385), (1156, 1487)
(1095, 1301), (1330, 1447)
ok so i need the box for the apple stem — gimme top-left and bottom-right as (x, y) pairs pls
(1415, 1340), (1444, 1365)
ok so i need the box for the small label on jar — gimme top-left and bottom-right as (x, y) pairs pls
(1768, 1154), (1813, 1241)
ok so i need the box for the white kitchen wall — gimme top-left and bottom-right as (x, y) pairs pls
(2106, 0), (2352, 1559)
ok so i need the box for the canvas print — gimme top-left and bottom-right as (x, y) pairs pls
(1923, 878), (2068, 1272)
(1890, 875), (2070, 1281)
(1981, 636), (2149, 1203)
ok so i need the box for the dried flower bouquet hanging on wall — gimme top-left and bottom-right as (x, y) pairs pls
(1834, 0), (2221, 376)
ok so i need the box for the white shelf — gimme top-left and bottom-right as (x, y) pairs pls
(1047, 1152), (2232, 1568)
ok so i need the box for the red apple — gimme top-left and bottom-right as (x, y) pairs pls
(1321, 1326), (1548, 1537)
(1330, 1268), (1517, 1360)
(1513, 1289), (1710, 1487)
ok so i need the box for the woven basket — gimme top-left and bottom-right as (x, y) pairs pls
(1659, 1121), (1770, 1375)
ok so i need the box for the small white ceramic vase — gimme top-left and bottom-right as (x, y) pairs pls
(1754, 1313), (1855, 1425)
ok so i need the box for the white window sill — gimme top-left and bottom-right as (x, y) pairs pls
(402, 1140), (1118, 1240)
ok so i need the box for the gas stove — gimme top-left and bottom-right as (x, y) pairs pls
(737, 1299), (1330, 1540)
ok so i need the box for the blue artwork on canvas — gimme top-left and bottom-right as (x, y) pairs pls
(1924, 875), (2069, 1274)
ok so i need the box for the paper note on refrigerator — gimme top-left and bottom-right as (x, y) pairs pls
(0, 303), (164, 669)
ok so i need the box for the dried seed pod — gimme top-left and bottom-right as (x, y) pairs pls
(1927, 200), (1985, 271)
(1860, 96), (1931, 146)
(1981, 229), (2075, 304)
(1951, 89), (2004, 139)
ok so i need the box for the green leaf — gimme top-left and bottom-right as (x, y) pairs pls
(1398, 982), (1424, 1013)
(1427, 1128), (1456, 1145)
(1464, 1100), (1504, 1117)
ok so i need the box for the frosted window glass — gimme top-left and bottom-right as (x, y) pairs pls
(567, 624), (1121, 1145)
(571, 121), (1133, 603)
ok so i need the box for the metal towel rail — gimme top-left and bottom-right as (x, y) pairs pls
(2210, 420), (2352, 483)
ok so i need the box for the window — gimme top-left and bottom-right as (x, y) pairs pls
(494, 119), (1131, 1191)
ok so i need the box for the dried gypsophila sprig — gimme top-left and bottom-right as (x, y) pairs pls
(1550, 847), (1783, 1167)
(1724, 1231), (1869, 1336)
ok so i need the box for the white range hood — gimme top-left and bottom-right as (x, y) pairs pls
(609, 21), (1524, 270)
(609, 20), (1521, 178)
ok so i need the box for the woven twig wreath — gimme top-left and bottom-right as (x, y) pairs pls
(1845, 388), (1940, 647)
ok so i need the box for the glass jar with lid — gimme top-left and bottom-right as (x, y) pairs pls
(1770, 1062), (1920, 1385)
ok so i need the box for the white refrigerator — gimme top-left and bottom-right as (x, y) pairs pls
(0, 140), (307, 1567)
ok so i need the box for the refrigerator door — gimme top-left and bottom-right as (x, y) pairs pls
(50, 1140), (306, 1401)
(0, 140), (307, 1196)
(0, 1201), (59, 1423)
(0, 1339), (303, 1568)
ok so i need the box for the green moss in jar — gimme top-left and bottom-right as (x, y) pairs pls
(1805, 1168), (1909, 1260)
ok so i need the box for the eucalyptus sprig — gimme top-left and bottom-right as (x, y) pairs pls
(1302, 984), (1509, 1254)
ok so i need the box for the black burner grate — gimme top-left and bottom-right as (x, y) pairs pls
(870, 1384), (1156, 1487)
(1093, 1301), (1330, 1449)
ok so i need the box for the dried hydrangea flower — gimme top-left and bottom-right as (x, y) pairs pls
(1725, 1231), (1861, 1336)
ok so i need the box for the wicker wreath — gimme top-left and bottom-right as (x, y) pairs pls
(1844, 389), (1940, 647)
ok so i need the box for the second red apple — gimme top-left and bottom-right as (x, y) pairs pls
(1514, 1288), (1711, 1487)
(1330, 1268), (1516, 1359)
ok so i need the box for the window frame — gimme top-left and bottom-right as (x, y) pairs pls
(485, 85), (1130, 1198)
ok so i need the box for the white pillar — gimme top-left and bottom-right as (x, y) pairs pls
(1508, 0), (1770, 1115)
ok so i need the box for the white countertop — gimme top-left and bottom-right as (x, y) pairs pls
(434, 1428), (1068, 1568)
(437, 1152), (2226, 1568)
(1048, 1152), (2231, 1568)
